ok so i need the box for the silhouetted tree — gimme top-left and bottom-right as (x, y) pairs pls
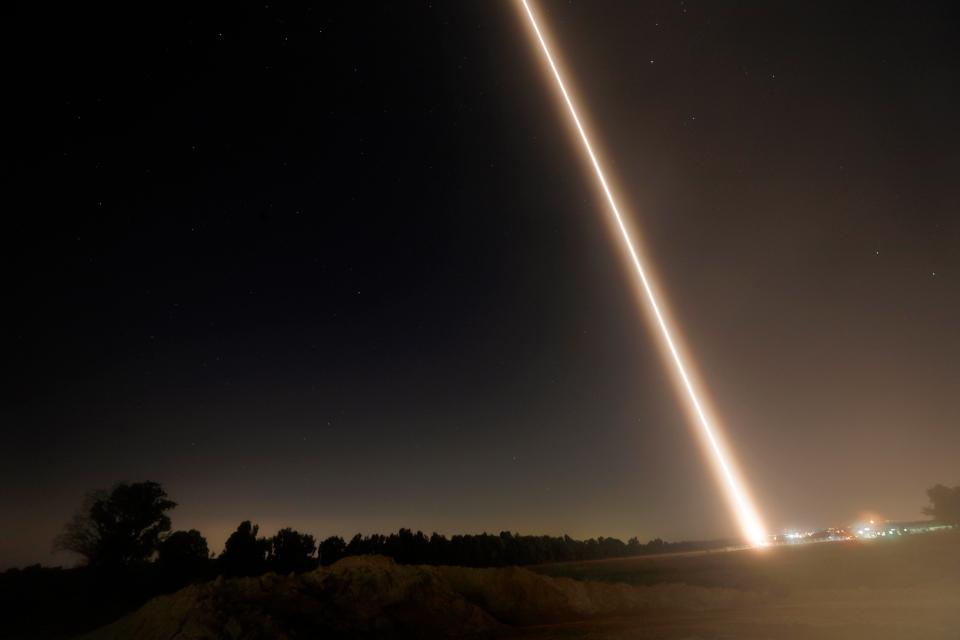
(318, 536), (347, 566)
(429, 532), (450, 563)
(55, 481), (176, 569)
(270, 528), (317, 574)
(384, 529), (430, 564)
(158, 530), (210, 574)
(924, 484), (960, 524)
(219, 521), (270, 576)
(345, 533), (366, 557)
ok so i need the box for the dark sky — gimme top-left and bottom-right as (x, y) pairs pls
(3, 1), (958, 568)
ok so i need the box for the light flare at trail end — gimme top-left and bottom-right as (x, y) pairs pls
(517, 0), (768, 547)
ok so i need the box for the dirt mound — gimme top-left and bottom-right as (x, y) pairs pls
(441, 564), (759, 625)
(82, 555), (759, 639)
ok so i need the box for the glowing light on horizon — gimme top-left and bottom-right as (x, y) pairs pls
(518, 0), (768, 546)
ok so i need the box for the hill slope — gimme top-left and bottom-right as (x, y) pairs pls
(82, 555), (758, 639)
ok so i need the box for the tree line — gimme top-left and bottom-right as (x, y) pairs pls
(5, 479), (959, 638)
(52, 480), (960, 583)
(53, 481), (735, 584)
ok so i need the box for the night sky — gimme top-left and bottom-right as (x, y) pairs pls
(4, 1), (959, 568)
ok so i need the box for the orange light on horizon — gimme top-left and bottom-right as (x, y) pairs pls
(517, 0), (768, 547)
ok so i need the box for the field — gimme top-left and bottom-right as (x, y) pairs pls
(77, 530), (960, 639)
(523, 530), (960, 639)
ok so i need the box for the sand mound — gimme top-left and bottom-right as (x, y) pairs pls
(82, 555), (759, 639)
(441, 564), (759, 625)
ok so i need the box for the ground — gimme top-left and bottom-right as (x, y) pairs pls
(525, 530), (960, 639)
(84, 530), (960, 639)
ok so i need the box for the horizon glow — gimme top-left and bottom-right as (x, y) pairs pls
(518, 0), (768, 547)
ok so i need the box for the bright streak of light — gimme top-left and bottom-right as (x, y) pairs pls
(518, 0), (768, 547)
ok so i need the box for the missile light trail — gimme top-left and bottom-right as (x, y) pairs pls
(518, 0), (768, 547)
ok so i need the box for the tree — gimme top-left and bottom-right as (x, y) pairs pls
(345, 533), (366, 557)
(318, 536), (347, 566)
(219, 521), (270, 577)
(270, 528), (317, 574)
(923, 484), (960, 524)
(55, 481), (176, 569)
(158, 530), (210, 574)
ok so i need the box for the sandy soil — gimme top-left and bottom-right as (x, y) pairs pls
(84, 530), (960, 639)
(523, 530), (960, 639)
